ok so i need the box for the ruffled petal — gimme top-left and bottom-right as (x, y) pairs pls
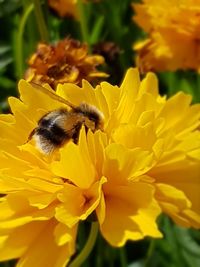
(99, 182), (161, 247)
(51, 129), (96, 189)
(55, 177), (106, 227)
(155, 183), (200, 228)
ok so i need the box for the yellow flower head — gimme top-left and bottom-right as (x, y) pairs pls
(0, 68), (200, 265)
(132, 0), (200, 72)
(25, 38), (107, 89)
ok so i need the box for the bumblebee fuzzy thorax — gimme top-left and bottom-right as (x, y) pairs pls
(31, 103), (104, 154)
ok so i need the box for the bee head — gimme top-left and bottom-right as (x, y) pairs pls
(75, 103), (104, 132)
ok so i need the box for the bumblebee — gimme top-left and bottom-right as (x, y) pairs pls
(29, 84), (104, 154)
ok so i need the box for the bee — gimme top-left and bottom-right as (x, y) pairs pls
(29, 83), (104, 154)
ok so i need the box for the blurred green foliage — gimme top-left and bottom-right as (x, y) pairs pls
(0, 0), (199, 266)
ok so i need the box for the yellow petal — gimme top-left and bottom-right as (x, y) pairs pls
(112, 122), (158, 151)
(155, 183), (200, 228)
(100, 82), (120, 116)
(55, 177), (106, 227)
(51, 129), (96, 189)
(0, 195), (54, 230)
(54, 223), (77, 246)
(16, 220), (75, 267)
(120, 68), (140, 99)
(139, 72), (159, 97)
(158, 92), (192, 132)
(0, 221), (47, 261)
(117, 68), (140, 124)
(104, 143), (154, 185)
(99, 182), (161, 247)
(87, 130), (107, 178)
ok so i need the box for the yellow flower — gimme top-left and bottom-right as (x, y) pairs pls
(25, 38), (107, 89)
(132, 0), (200, 72)
(0, 68), (200, 265)
(51, 129), (162, 246)
(0, 196), (76, 267)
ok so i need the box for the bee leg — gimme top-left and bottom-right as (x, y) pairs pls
(71, 123), (82, 144)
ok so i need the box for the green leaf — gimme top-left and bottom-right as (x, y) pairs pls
(128, 260), (144, 267)
(0, 0), (21, 17)
(0, 57), (12, 69)
(143, 216), (200, 267)
(90, 16), (105, 44)
(174, 227), (200, 265)
(0, 45), (11, 55)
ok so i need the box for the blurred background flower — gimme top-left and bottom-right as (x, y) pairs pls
(48, 0), (79, 19)
(48, 0), (100, 19)
(24, 38), (107, 89)
(132, 0), (200, 73)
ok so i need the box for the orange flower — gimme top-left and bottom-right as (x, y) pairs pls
(132, 0), (200, 72)
(25, 38), (107, 89)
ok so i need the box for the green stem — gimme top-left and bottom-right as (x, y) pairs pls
(168, 72), (177, 96)
(119, 247), (127, 267)
(69, 222), (99, 267)
(96, 235), (103, 267)
(77, 0), (91, 52)
(23, 0), (38, 54)
(16, 3), (34, 78)
(144, 239), (156, 267)
(32, 0), (49, 42)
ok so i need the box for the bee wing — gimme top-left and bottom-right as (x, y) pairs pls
(30, 82), (76, 109)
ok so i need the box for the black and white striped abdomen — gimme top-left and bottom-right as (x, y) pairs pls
(33, 109), (70, 154)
